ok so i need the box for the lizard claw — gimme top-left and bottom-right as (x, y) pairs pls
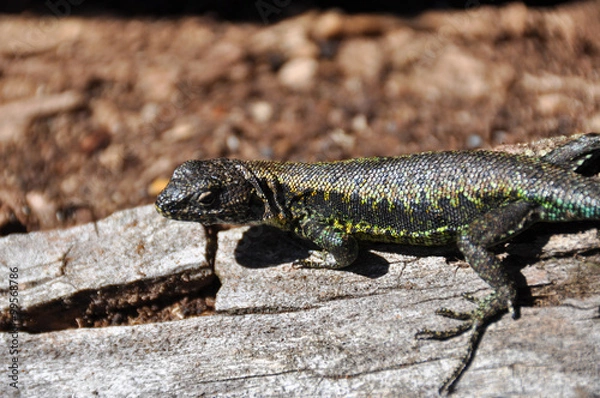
(460, 292), (479, 304)
(292, 250), (338, 269)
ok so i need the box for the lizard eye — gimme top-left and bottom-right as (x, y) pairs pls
(192, 190), (217, 206)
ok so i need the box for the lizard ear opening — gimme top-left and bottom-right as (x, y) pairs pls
(248, 191), (267, 220)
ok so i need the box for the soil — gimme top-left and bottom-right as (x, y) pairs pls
(1, 1), (600, 234)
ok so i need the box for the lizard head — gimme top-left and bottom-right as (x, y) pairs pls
(155, 159), (265, 225)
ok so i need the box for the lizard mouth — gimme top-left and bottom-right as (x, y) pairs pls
(155, 201), (196, 221)
(154, 202), (171, 217)
(155, 190), (217, 223)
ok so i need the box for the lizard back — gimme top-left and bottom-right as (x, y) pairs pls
(246, 151), (600, 245)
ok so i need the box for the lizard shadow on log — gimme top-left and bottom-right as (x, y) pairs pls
(504, 220), (600, 306)
(235, 225), (391, 277)
(235, 221), (600, 304)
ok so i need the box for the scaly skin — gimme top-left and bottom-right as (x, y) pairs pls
(156, 133), (600, 394)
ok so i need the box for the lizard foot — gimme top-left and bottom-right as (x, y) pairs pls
(292, 250), (339, 269)
(415, 291), (512, 394)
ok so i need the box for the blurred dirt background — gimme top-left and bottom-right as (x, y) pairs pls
(1, 1), (599, 235)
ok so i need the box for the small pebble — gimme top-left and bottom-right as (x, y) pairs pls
(466, 134), (483, 149)
(278, 57), (318, 91)
(249, 101), (274, 124)
(148, 177), (170, 197)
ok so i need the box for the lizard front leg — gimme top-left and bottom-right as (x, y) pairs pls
(292, 213), (359, 269)
(417, 200), (539, 393)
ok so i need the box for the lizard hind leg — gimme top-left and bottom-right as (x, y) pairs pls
(416, 200), (538, 394)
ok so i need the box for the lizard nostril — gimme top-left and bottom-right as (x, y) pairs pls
(156, 184), (182, 212)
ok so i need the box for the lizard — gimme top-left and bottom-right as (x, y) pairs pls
(155, 133), (600, 394)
